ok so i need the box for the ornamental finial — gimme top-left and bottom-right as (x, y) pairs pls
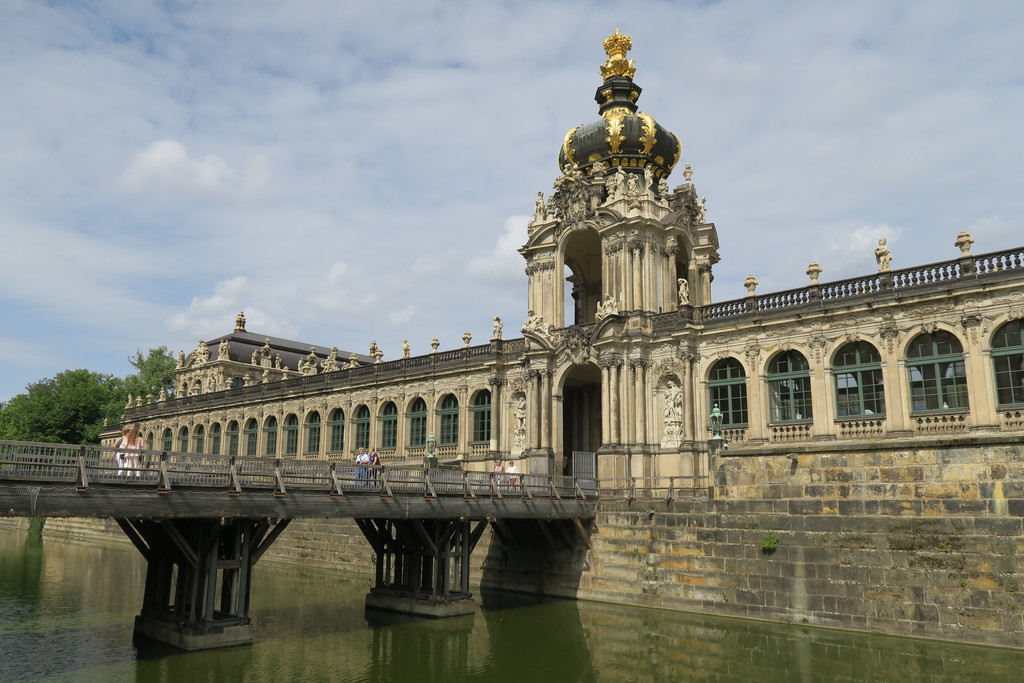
(234, 311), (246, 331)
(600, 29), (636, 79)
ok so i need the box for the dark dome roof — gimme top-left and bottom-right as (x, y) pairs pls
(558, 31), (681, 179)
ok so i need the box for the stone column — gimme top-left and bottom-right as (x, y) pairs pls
(962, 316), (998, 428)
(610, 362), (621, 444)
(489, 379), (503, 453)
(600, 363), (611, 444)
(540, 371), (551, 450)
(744, 350), (768, 444)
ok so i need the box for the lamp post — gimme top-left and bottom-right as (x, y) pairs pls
(425, 431), (437, 468)
(708, 404), (725, 455)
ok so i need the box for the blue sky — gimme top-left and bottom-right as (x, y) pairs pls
(1, 0), (1023, 402)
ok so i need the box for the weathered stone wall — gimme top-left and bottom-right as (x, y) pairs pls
(554, 437), (1023, 649)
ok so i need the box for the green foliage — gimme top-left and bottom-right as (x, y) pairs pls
(122, 347), (177, 401)
(0, 369), (123, 444)
(761, 532), (779, 554)
(937, 539), (953, 551)
(0, 347), (179, 445)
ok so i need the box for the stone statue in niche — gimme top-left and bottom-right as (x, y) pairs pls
(512, 395), (527, 453)
(662, 380), (684, 448)
(875, 238), (892, 272)
(677, 278), (690, 306)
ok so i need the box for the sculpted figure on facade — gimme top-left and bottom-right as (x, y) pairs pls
(402, 339), (411, 358)
(322, 346), (339, 372)
(533, 191), (548, 223)
(178, 350), (185, 368)
(595, 294), (618, 321)
(218, 339), (230, 361)
(875, 238), (892, 272)
(299, 347), (319, 375)
(696, 196), (707, 224)
(604, 167), (625, 204)
(195, 340), (210, 365)
(491, 316), (503, 340)
(512, 395), (527, 453)
(677, 278), (690, 306)
(662, 379), (684, 447)
(522, 310), (547, 335)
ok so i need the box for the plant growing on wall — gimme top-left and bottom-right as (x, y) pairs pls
(761, 532), (779, 554)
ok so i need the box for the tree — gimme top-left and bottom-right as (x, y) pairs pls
(122, 346), (177, 401)
(0, 369), (124, 444)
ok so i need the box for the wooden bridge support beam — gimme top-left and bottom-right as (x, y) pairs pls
(116, 517), (290, 650)
(356, 517), (487, 618)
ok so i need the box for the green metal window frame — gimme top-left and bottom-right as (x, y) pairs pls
(993, 320), (1024, 408)
(226, 421), (239, 456)
(329, 408), (345, 452)
(471, 390), (491, 443)
(264, 416), (278, 457)
(380, 403), (397, 450)
(354, 405), (370, 450)
(146, 432), (154, 451)
(178, 426), (189, 452)
(767, 351), (813, 423)
(439, 394), (459, 446)
(162, 428), (172, 452)
(283, 415), (299, 456)
(193, 425), (205, 454)
(907, 331), (968, 412)
(209, 423), (221, 455)
(244, 419), (258, 457)
(833, 341), (886, 418)
(305, 412), (321, 455)
(707, 358), (747, 426)
(408, 398), (427, 447)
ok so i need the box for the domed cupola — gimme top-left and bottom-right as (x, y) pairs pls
(558, 30), (682, 180)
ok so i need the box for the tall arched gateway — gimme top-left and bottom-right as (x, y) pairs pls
(560, 362), (601, 476)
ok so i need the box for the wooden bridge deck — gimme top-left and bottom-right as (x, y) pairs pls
(0, 440), (598, 520)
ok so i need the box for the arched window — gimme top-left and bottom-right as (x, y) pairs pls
(305, 412), (321, 455)
(230, 377), (245, 390)
(264, 416), (278, 457)
(378, 403), (397, 450)
(354, 405), (371, 450)
(161, 428), (172, 451)
(178, 426), (189, 452)
(708, 359), (747, 426)
(992, 320), (1024, 408)
(329, 408), (345, 453)
(408, 398), (427, 447)
(283, 414), (299, 456)
(244, 419), (258, 457)
(907, 331), (968, 412)
(193, 424), (205, 454)
(472, 390), (492, 443)
(833, 342), (885, 417)
(146, 432), (154, 451)
(226, 421), (239, 456)
(767, 351), (812, 422)
(209, 423), (221, 455)
(439, 394), (459, 446)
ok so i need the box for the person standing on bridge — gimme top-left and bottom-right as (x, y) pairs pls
(506, 460), (519, 488)
(121, 427), (144, 478)
(114, 428), (129, 476)
(355, 447), (371, 485)
(369, 447), (381, 479)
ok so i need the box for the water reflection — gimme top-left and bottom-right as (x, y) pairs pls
(1, 526), (1022, 682)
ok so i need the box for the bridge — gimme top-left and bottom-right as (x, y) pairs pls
(0, 439), (599, 650)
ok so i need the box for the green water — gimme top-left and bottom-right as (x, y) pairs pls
(1, 526), (1021, 682)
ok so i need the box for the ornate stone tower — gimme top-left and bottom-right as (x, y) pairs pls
(520, 30), (720, 332)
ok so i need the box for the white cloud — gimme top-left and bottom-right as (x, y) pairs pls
(466, 216), (528, 285)
(120, 140), (270, 203)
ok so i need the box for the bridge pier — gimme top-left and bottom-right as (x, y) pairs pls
(356, 518), (487, 617)
(116, 517), (290, 650)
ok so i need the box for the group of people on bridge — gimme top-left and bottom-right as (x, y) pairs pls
(492, 459), (520, 486)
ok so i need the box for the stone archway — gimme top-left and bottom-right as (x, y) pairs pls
(560, 362), (602, 476)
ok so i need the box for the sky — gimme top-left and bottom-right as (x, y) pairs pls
(1, 0), (1023, 402)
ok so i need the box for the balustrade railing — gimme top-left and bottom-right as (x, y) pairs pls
(599, 475), (710, 502)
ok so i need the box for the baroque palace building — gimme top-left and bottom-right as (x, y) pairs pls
(122, 31), (1024, 483)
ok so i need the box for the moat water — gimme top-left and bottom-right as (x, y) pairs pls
(1, 526), (1021, 682)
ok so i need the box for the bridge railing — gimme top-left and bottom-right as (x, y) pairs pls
(0, 440), (598, 501)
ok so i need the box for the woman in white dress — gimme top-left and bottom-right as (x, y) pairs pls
(121, 427), (144, 478)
